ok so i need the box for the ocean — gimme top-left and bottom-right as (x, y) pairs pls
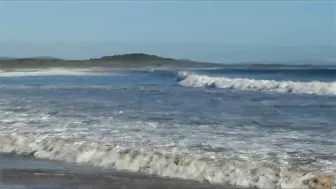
(0, 67), (335, 189)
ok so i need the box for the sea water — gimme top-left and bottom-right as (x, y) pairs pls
(0, 67), (335, 189)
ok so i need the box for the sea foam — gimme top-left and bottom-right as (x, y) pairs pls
(0, 136), (334, 189)
(0, 68), (107, 77)
(177, 71), (336, 96)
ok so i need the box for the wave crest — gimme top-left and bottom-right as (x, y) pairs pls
(177, 71), (336, 95)
(0, 136), (335, 189)
(0, 68), (108, 77)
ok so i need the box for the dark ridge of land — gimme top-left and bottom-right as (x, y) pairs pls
(0, 53), (334, 69)
(0, 53), (222, 69)
(90, 53), (175, 62)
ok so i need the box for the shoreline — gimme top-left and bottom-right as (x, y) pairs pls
(0, 154), (241, 189)
(0, 153), (335, 189)
(0, 136), (335, 189)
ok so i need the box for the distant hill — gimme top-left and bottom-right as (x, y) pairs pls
(29, 56), (59, 60)
(90, 53), (175, 62)
(0, 53), (222, 68)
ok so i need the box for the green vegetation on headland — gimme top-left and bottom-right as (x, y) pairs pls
(0, 53), (222, 69)
(1, 53), (334, 69)
(90, 53), (175, 62)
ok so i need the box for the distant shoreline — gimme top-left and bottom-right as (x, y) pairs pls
(0, 53), (335, 69)
(0, 53), (222, 69)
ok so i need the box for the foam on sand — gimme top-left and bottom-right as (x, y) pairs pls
(0, 136), (334, 189)
(177, 71), (336, 96)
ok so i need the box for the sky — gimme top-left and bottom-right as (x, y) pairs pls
(0, 1), (335, 63)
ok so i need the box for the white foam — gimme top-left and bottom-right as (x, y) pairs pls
(0, 108), (334, 188)
(0, 101), (334, 173)
(0, 107), (334, 188)
(177, 71), (336, 96)
(0, 68), (108, 77)
(0, 71), (335, 188)
(0, 135), (334, 189)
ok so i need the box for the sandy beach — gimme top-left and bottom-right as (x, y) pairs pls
(0, 154), (242, 189)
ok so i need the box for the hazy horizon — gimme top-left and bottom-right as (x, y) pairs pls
(0, 1), (335, 63)
(0, 42), (335, 64)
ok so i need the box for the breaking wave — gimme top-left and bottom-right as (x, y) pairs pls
(0, 136), (334, 189)
(177, 71), (336, 96)
(0, 68), (110, 77)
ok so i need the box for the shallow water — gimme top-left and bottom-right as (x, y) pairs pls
(0, 154), (232, 189)
(0, 67), (335, 189)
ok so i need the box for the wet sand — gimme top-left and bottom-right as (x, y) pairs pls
(0, 154), (243, 189)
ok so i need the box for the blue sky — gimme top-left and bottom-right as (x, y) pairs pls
(0, 1), (335, 62)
